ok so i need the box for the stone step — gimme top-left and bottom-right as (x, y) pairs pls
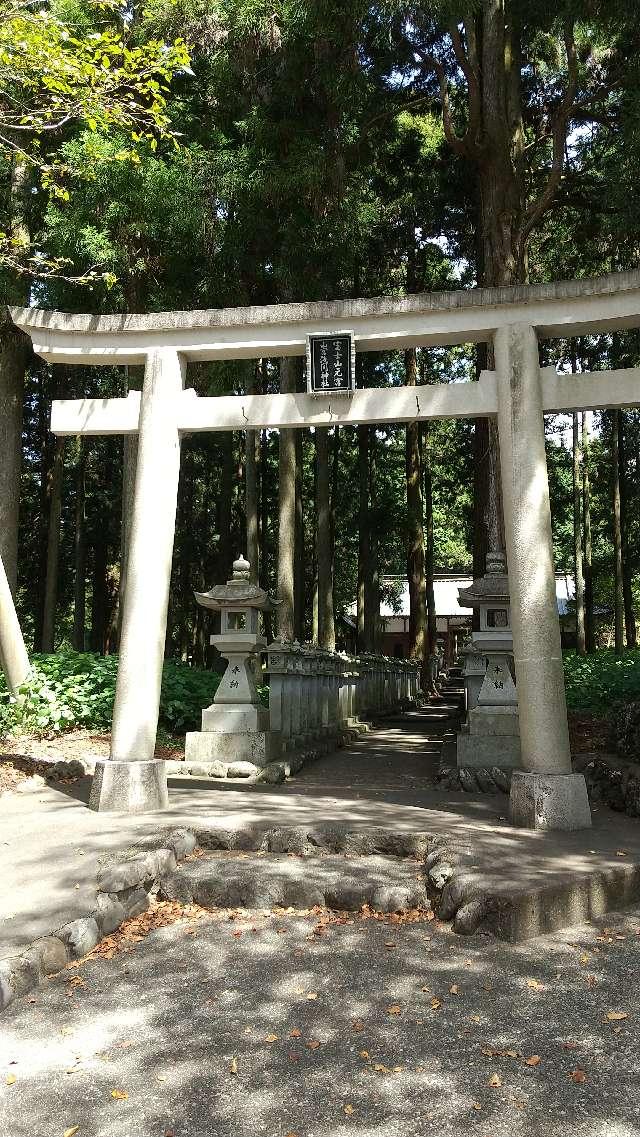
(158, 853), (429, 913)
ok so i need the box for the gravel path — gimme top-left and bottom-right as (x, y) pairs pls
(1, 901), (639, 1137)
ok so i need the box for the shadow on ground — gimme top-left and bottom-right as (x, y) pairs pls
(1, 900), (639, 1137)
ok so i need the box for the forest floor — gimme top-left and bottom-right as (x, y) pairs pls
(1, 897), (639, 1137)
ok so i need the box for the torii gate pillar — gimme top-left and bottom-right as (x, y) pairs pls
(89, 347), (185, 813)
(495, 324), (591, 829)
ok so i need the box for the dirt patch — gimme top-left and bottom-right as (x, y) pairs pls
(568, 711), (613, 755)
(0, 728), (184, 764)
(0, 758), (36, 797)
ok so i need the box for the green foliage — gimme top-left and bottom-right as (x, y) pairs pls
(563, 649), (640, 713)
(0, 649), (258, 737)
(0, 0), (190, 279)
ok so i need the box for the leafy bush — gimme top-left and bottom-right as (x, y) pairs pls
(0, 650), (235, 737)
(563, 648), (640, 714)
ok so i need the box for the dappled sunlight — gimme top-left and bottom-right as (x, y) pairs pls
(2, 904), (640, 1136)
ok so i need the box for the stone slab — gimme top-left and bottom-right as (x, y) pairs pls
(159, 853), (429, 913)
(468, 705), (520, 737)
(201, 705), (269, 733)
(456, 733), (522, 770)
(509, 771), (592, 831)
(88, 760), (168, 813)
(184, 730), (280, 767)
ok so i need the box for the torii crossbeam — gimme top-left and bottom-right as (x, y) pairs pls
(9, 271), (640, 826)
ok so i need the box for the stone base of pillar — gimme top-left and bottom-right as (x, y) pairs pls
(184, 730), (280, 767)
(509, 772), (592, 831)
(89, 760), (168, 813)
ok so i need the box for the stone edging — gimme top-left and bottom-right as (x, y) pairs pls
(437, 756), (640, 819)
(0, 753), (88, 784)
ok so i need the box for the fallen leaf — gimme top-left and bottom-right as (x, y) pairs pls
(527, 979), (543, 990)
(431, 998), (442, 1010)
(306, 993), (318, 1001)
(265, 1034), (279, 1044)
(306, 1040), (321, 1050)
(344, 1105), (355, 1116)
(569, 1068), (588, 1084)
(5, 1075), (16, 1086)
(359, 1050), (370, 1059)
(352, 1021), (364, 1031)
(387, 1005), (402, 1015)
(525, 1055), (541, 1066)
(63, 1128), (81, 1137)
(605, 1011), (628, 1021)
(472, 1103), (482, 1111)
(110, 1089), (128, 1100)
(488, 1073), (502, 1088)
(290, 1029), (302, 1038)
(449, 985), (460, 995)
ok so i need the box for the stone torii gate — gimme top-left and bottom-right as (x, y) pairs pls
(9, 270), (640, 827)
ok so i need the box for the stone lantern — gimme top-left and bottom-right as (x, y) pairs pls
(456, 551), (521, 770)
(184, 555), (281, 771)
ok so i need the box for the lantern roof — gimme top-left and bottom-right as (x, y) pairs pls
(195, 555), (280, 612)
(457, 551), (510, 609)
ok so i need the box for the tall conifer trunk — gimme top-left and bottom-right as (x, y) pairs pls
(364, 428), (379, 651)
(41, 438), (65, 653)
(315, 426), (335, 650)
(245, 362), (260, 583)
(277, 358), (297, 640)
(572, 413), (586, 654)
(611, 410), (625, 654)
(618, 411), (637, 647)
(422, 423), (437, 662)
(405, 348), (427, 678)
(582, 412), (596, 652)
(73, 438), (87, 651)
(357, 423), (368, 651)
(424, 4), (578, 570)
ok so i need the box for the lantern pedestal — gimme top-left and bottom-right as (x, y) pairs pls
(456, 554), (523, 772)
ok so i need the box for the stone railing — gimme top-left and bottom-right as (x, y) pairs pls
(266, 642), (421, 756)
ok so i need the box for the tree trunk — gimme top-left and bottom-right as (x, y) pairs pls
(260, 426), (273, 643)
(572, 413), (586, 654)
(218, 431), (234, 583)
(580, 413), (596, 653)
(0, 314), (27, 596)
(315, 426), (335, 650)
(357, 423), (368, 651)
(90, 531), (108, 654)
(41, 438), (65, 653)
(72, 438), (88, 651)
(0, 159), (31, 593)
(364, 428), (379, 651)
(294, 428), (305, 641)
(119, 366), (143, 628)
(245, 362), (261, 583)
(277, 358), (297, 640)
(611, 410), (625, 654)
(423, 423), (437, 661)
(405, 348), (427, 678)
(618, 411), (637, 647)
